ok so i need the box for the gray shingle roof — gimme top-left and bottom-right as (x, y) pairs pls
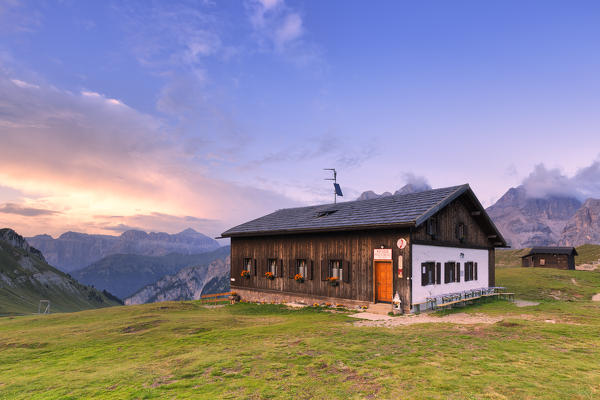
(522, 247), (578, 257)
(222, 184), (479, 237)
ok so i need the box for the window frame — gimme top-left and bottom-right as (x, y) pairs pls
(464, 261), (478, 282)
(243, 258), (252, 272)
(296, 259), (307, 278)
(444, 261), (460, 283)
(267, 258), (278, 276)
(329, 259), (343, 281)
(421, 262), (436, 286)
(426, 217), (438, 238)
(456, 223), (466, 242)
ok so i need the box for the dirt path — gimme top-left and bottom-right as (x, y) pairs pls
(350, 312), (503, 327)
(514, 299), (540, 307)
(576, 264), (598, 271)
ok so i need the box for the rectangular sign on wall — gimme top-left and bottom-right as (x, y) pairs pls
(398, 255), (403, 278)
(374, 248), (392, 260)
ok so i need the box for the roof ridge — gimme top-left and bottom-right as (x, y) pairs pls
(270, 184), (467, 213)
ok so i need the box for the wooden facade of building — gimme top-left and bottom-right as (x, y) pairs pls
(521, 247), (577, 270)
(222, 185), (506, 313)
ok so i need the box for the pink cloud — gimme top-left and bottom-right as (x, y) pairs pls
(0, 72), (299, 237)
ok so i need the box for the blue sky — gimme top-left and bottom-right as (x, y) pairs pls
(1, 0), (600, 237)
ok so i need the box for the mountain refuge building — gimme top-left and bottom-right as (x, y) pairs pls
(521, 247), (577, 270)
(221, 184), (507, 313)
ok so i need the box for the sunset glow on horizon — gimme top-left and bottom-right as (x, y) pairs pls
(1, 1), (600, 238)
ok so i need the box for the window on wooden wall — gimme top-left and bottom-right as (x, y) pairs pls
(426, 217), (438, 238)
(455, 223), (466, 242)
(267, 258), (278, 276)
(464, 262), (478, 281)
(444, 262), (460, 283)
(243, 258), (252, 272)
(329, 260), (343, 280)
(296, 259), (307, 278)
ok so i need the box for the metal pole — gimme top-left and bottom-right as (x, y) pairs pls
(324, 168), (337, 204)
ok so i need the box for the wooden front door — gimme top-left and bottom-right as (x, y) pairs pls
(374, 261), (392, 302)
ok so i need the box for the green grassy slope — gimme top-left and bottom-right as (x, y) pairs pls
(0, 242), (121, 316)
(574, 244), (600, 265)
(72, 246), (230, 299)
(496, 267), (600, 301)
(1, 269), (599, 399)
(495, 248), (530, 267)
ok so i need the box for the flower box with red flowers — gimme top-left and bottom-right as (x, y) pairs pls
(294, 273), (304, 283)
(327, 277), (339, 287)
(264, 271), (274, 280)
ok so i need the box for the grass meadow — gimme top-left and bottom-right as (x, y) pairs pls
(1, 267), (599, 399)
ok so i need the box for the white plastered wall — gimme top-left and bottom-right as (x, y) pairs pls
(411, 244), (490, 304)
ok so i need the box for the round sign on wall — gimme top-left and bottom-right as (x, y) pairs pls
(397, 238), (407, 249)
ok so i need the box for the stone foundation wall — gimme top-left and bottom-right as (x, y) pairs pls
(232, 286), (371, 308)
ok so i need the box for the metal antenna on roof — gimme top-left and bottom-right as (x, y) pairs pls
(324, 168), (343, 204)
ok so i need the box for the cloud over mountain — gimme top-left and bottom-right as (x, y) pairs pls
(521, 161), (600, 200)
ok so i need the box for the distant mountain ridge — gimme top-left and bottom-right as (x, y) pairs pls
(356, 183), (432, 201)
(125, 256), (230, 305)
(0, 228), (121, 315)
(486, 185), (600, 248)
(27, 228), (221, 272)
(72, 246), (230, 299)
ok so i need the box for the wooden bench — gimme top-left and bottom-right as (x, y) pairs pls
(498, 292), (515, 302)
(436, 299), (466, 310)
(200, 292), (232, 304)
(463, 295), (482, 303)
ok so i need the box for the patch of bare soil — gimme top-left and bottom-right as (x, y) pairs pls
(147, 375), (177, 388)
(351, 312), (503, 327)
(0, 341), (48, 349)
(514, 299), (540, 307)
(576, 264), (598, 271)
(571, 278), (580, 286)
(592, 293), (600, 302)
(171, 326), (211, 335)
(548, 290), (567, 300)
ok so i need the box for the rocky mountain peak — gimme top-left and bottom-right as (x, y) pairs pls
(0, 228), (46, 262)
(120, 230), (149, 241)
(59, 231), (86, 240)
(559, 198), (600, 246)
(356, 183), (432, 201)
(394, 183), (432, 196)
(178, 228), (199, 236)
(356, 190), (392, 201)
(0, 228), (30, 252)
(487, 185), (586, 248)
